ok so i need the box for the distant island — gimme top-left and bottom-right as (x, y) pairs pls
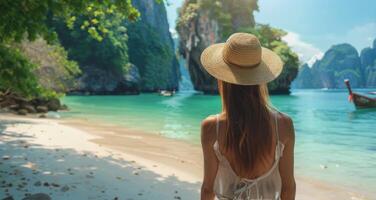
(293, 39), (376, 89)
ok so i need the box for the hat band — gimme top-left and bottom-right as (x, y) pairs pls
(222, 55), (261, 69)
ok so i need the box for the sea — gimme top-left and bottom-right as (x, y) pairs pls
(61, 89), (376, 195)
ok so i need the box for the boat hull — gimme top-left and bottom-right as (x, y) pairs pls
(352, 93), (376, 109)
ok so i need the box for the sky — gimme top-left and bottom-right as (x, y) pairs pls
(165, 0), (376, 65)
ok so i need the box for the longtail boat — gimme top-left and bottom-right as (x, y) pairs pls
(344, 79), (376, 109)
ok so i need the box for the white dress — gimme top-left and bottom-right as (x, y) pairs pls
(213, 114), (284, 200)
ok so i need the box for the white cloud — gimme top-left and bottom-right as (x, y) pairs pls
(283, 22), (376, 67)
(322, 22), (376, 51)
(282, 32), (323, 67)
(306, 52), (324, 67)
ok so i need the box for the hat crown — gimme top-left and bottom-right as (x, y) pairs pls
(222, 33), (262, 68)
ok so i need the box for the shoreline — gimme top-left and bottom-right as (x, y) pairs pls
(0, 113), (373, 199)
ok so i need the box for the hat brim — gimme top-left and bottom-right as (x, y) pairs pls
(200, 43), (284, 85)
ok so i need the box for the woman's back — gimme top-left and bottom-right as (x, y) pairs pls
(213, 112), (284, 200)
(216, 113), (279, 179)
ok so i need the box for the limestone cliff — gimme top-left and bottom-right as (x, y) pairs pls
(54, 0), (179, 94)
(176, 2), (220, 93)
(360, 39), (376, 87)
(128, 0), (180, 92)
(294, 39), (376, 89)
(176, 0), (299, 94)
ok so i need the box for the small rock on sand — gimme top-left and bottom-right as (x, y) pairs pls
(17, 109), (28, 115)
(38, 114), (47, 118)
(22, 193), (51, 200)
(61, 185), (70, 192)
(33, 181), (41, 186)
(86, 174), (94, 178)
(2, 156), (10, 160)
(51, 183), (60, 187)
(36, 106), (48, 113)
(2, 196), (15, 200)
(23, 105), (36, 113)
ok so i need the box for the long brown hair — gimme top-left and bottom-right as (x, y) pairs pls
(218, 80), (273, 173)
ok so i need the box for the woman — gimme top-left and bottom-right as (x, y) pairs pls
(199, 33), (296, 200)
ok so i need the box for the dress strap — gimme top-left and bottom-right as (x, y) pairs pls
(274, 111), (284, 160)
(215, 114), (220, 140)
(274, 112), (279, 142)
(213, 114), (223, 159)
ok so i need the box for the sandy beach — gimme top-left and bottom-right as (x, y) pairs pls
(0, 114), (373, 200)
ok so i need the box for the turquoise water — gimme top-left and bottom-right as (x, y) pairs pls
(61, 90), (376, 194)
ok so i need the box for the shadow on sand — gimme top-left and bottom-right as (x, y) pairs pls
(0, 118), (200, 200)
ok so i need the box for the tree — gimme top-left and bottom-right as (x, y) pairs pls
(0, 0), (139, 43)
(0, 44), (46, 98)
(0, 0), (139, 98)
(51, 16), (129, 77)
(18, 38), (81, 93)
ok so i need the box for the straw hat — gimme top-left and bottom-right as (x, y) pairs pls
(200, 32), (284, 85)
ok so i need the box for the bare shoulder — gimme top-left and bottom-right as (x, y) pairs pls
(200, 115), (217, 146)
(276, 112), (295, 144)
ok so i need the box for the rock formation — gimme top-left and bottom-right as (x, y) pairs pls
(294, 39), (376, 88)
(360, 39), (376, 87)
(176, 2), (220, 93)
(53, 0), (180, 94)
(176, 0), (298, 94)
(128, 0), (180, 92)
(19, 38), (80, 93)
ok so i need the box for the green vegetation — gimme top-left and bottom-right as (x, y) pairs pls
(0, 0), (139, 43)
(0, 0), (139, 99)
(19, 38), (81, 93)
(336, 69), (360, 79)
(241, 25), (300, 92)
(202, 0), (258, 39)
(0, 38), (80, 99)
(0, 44), (55, 99)
(177, 0), (258, 40)
(52, 16), (130, 77)
(176, 3), (200, 31)
(127, 23), (174, 91)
